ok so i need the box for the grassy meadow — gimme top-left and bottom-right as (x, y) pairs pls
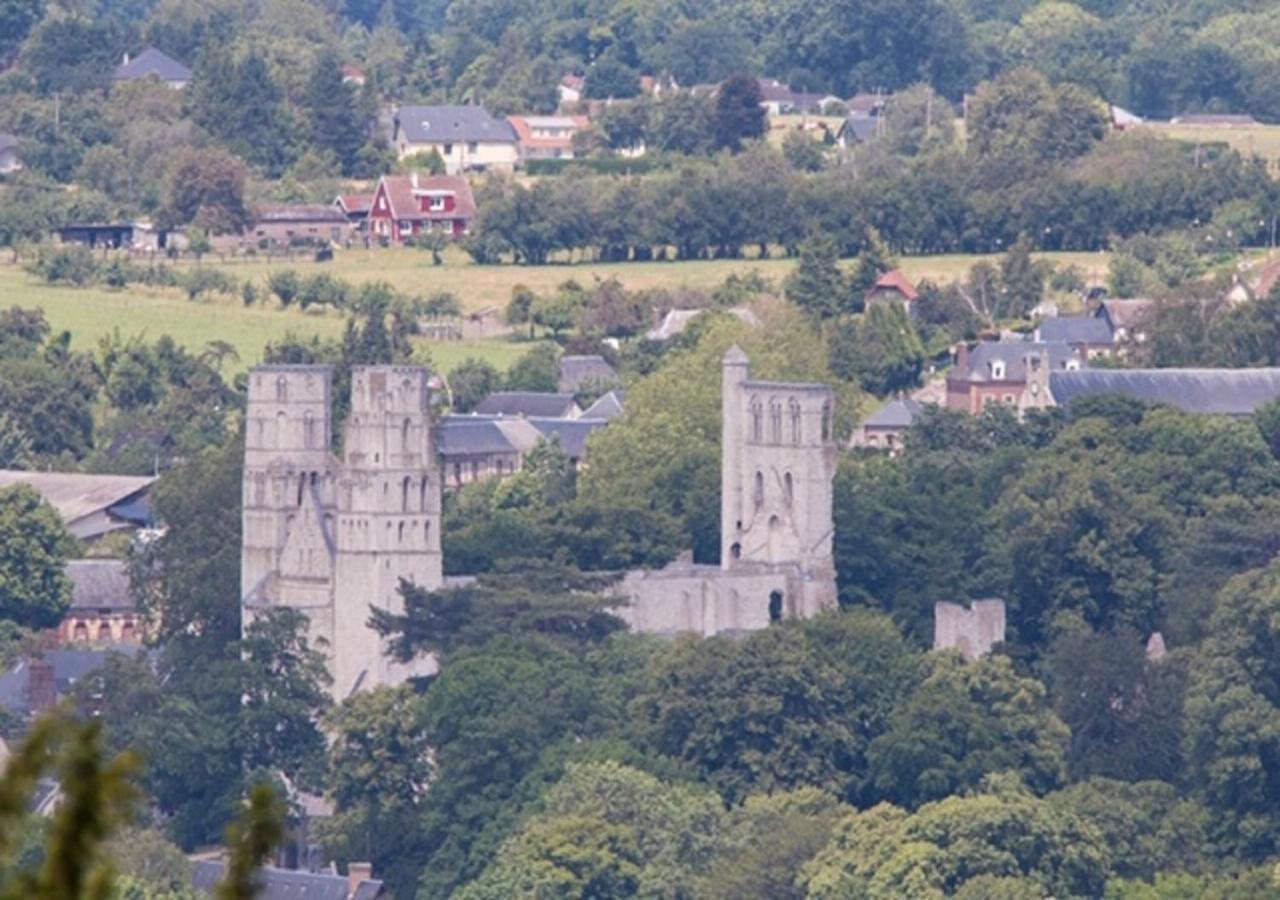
(0, 247), (1111, 372)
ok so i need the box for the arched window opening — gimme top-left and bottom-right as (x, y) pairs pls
(789, 399), (802, 444)
(120, 621), (135, 642)
(296, 475), (305, 506)
(769, 591), (784, 623)
(98, 623), (112, 642)
(398, 521), (405, 542)
(303, 410), (315, 448)
(73, 621), (88, 642)
(402, 417), (412, 451)
(402, 476), (411, 511)
(730, 542), (742, 560)
(275, 376), (288, 402)
(821, 403), (832, 441)
(784, 472), (794, 507)
(420, 478), (428, 509)
(770, 400), (782, 443)
(750, 397), (763, 442)
(275, 411), (287, 448)
(753, 471), (764, 508)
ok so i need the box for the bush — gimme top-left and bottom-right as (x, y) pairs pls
(297, 273), (349, 310)
(182, 267), (237, 300)
(28, 245), (99, 286)
(268, 270), (301, 307)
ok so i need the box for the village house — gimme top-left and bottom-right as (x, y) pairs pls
(1041, 367), (1280, 416)
(473, 391), (581, 419)
(55, 222), (169, 251)
(850, 397), (922, 454)
(56, 560), (141, 647)
(558, 74), (585, 109)
(0, 470), (154, 543)
(837, 114), (881, 149)
(112, 48), (191, 89)
(1093, 299), (1154, 345)
(558, 354), (619, 394)
(194, 860), (385, 899)
(946, 341), (1085, 414)
(508, 114), (590, 163)
(333, 193), (374, 231)
(0, 134), (21, 174)
(864, 269), (919, 311)
(390, 105), (518, 174)
(366, 173), (476, 244)
(436, 412), (611, 489)
(251, 204), (353, 248)
(1033, 314), (1116, 359)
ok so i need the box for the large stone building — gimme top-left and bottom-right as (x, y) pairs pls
(241, 365), (442, 697)
(617, 347), (838, 635)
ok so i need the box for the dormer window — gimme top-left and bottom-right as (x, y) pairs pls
(991, 360), (1006, 380)
(1065, 358), (1081, 371)
(429, 195), (445, 211)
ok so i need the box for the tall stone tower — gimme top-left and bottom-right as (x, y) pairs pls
(332, 366), (442, 692)
(719, 345), (837, 617)
(241, 363), (443, 698)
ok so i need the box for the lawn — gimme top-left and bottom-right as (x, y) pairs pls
(0, 247), (1110, 370)
(193, 246), (1111, 311)
(1144, 121), (1280, 172)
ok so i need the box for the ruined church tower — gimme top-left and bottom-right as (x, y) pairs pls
(241, 364), (443, 697)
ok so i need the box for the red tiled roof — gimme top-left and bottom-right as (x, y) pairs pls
(335, 193), (373, 214)
(868, 269), (919, 301)
(376, 173), (476, 222)
(507, 115), (589, 150)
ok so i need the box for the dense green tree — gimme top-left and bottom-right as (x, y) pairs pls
(712, 73), (767, 152)
(1046, 627), (1186, 782)
(829, 302), (925, 396)
(160, 148), (252, 233)
(583, 53), (640, 100)
(0, 484), (72, 630)
(866, 653), (1068, 807)
(303, 48), (366, 175)
(784, 235), (850, 319)
(503, 343), (560, 393)
(448, 357), (501, 413)
(802, 778), (1108, 899)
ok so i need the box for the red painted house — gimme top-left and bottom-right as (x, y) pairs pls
(367, 173), (476, 244)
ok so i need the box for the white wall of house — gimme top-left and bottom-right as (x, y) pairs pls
(397, 139), (517, 174)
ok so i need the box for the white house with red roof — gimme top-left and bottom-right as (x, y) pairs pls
(865, 269), (920, 311)
(366, 172), (476, 244)
(507, 115), (590, 163)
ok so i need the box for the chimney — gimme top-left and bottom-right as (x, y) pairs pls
(410, 171), (419, 189)
(26, 659), (55, 713)
(954, 342), (969, 373)
(122, 51), (130, 66)
(347, 862), (373, 898)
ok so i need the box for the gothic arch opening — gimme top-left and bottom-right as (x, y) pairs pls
(753, 471), (764, 508)
(769, 590), (784, 623)
(784, 472), (794, 507)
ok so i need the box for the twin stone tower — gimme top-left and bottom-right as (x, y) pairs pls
(241, 351), (837, 698)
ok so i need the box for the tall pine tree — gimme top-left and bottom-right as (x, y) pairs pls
(304, 48), (366, 175)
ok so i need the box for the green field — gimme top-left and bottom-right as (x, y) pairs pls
(1145, 121), (1280, 172)
(0, 248), (1110, 370)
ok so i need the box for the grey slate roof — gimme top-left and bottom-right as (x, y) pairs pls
(839, 115), (878, 143)
(473, 391), (580, 418)
(528, 417), (608, 459)
(1035, 314), (1114, 345)
(0, 649), (143, 716)
(113, 48), (191, 83)
(1050, 368), (1280, 416)
(436, 418), (521, 456)
(582, 389), (625, 421)
(558, 355), (619, 392)
(862, 397), (923, 428)
(193, 860), (385, 900)
(393, 105), (517, 144)
(951, 341), (1084, 384)
(66, 559), (132, 611)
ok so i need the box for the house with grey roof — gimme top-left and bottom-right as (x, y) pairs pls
(473, 391), (581, 419)
(0, 134), (21, 174)
(1093, 299), (1154, 345)
(1033, 314), (1115, 357)
(1046, 368), (1280, 416)
(193, 860), (385, 900)
(58, 560), (140, 647)
(946, 341), (1085, 414)
(851, 397), (923, 454)
(390, 105), (518, 174)
(436, 416), (536, 487)
(113, 48), (191, 88)
(558, 354), (619, 394)
(528, 417), (608, 462)
(582, 389), (625, 421)
(0, 470), (155, 542)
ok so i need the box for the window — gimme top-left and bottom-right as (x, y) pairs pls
(821, 403), (832, 441)
(991, 360), (1006, 380)
(303, 410), (316, 448)
(454, 462), (462, 484)
(750, 398), (763, 442)
(275, 376), (288, 401)
(429, 196), (445, 211)
(769, 591), (784, 623)
(443, 142), (454, 155)
(770, 400), (782, 443)
(467, 141), (478, 153)
(753, 471), (764, 508)
(784, 472), (793, 507)
(98, 623), (112, 642)
(377, 194), (387, 211)
(402, 476), (411, 511)
(789, 399), (802, 444)
(402, 418), (413, 451)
